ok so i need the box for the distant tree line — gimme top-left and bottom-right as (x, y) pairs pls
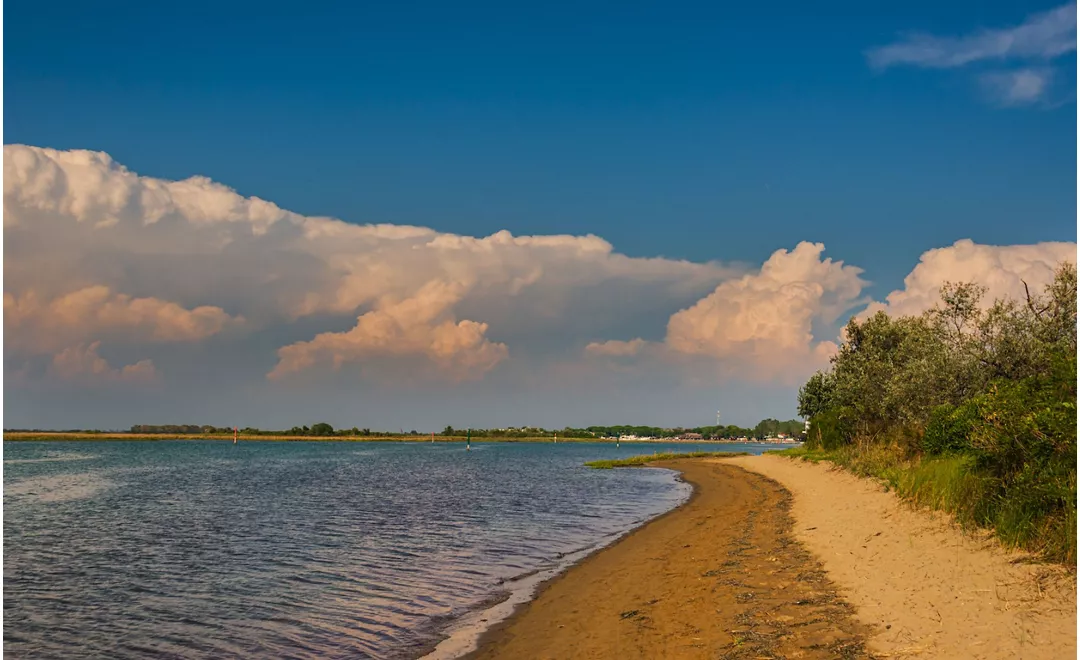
(127, 423), (422, 437)
(120, 419), (804, 439)
(570, 420), (803, 439)
(130, 425), (228, 434)
(440, 422), (804, 440)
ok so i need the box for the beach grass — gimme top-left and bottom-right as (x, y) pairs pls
(585, 451), (747, 469)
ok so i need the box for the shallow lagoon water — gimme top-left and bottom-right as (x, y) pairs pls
(4, 440), (769, 658)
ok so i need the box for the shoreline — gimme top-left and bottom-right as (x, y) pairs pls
(460, 455), (1076, 659)
(463, 459), (868, 659)
(418, 471), (696, 659)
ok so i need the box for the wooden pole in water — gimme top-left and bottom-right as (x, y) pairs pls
(467, 429), (471, 451)
(234, 426), (238, 445)
(431, 431), (434, 443)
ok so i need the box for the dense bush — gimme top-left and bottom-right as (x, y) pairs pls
(922, 402), (978, 455)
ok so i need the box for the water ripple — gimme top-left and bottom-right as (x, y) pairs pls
(5, 440), (764, 658)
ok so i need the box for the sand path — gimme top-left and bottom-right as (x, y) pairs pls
(722, 454), (1077, 659)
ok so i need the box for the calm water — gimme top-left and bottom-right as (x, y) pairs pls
(4, 440), (769, 659)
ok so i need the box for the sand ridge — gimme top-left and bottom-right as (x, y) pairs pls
(721, 454), (1077, 659)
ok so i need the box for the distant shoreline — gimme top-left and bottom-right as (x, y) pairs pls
(2, 432), (804, 445)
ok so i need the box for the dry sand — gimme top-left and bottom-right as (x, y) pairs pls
(722, 454), (1076, 659)
(467, 455), (1076, 660)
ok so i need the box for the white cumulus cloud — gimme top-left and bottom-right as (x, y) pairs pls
(664, 242), (866, 381)
(268, 280), (508, 381)
(585, 242), (868, 384)
(861, 239), (1077, 318)
(4, 145), (736, 385)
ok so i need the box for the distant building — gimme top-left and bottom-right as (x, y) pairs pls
(681, 432), (704, 440)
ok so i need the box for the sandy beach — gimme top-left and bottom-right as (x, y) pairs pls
(467, 459), (869, 659)
(467, 455), (1077, 659)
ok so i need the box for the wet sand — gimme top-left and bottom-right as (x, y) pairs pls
(466, 460), (870, 659)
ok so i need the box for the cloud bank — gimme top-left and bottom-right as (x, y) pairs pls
(4, 145), (1074, 417)
(3, 145), (734, 385)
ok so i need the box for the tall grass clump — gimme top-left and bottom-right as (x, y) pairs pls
(795, 263), (1077, 564)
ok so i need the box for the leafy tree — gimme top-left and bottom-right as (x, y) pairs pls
(310, 422), (334, 436)
(798, 371), (835, 420)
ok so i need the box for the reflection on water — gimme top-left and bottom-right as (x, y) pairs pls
(4, 440), (767, 658)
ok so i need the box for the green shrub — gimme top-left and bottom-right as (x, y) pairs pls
(806, 409), (847, 450)
(922, 402), (978, 455)
(964, 361), (1077, 562)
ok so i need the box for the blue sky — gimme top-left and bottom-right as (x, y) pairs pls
(4, 1), (1077, 430)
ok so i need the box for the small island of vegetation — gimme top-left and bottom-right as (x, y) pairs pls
(585, 451), (748, 469)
